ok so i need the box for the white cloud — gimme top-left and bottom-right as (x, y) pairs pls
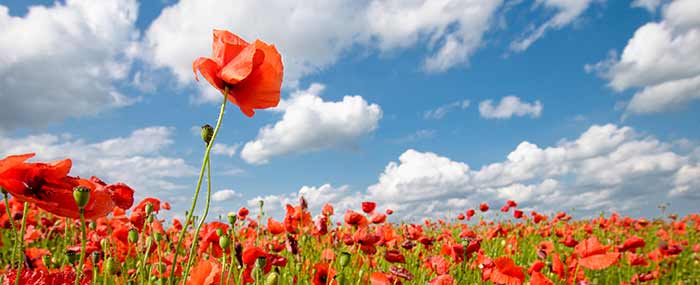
(212, 189), (242, 202)
(632, 0), (663, 13)
(588, 0), (700, 115)
(240, 83), (382, 164)
(0, 126), (196, 197)
(211, 143), (239, 157)
(423, 100), (470, 119)
(142, 0), (503, 101)
(366, 0), (503, 72)
(510, 0), (601, 52)
(478, 96), (542, 119)
(255, 124), (699, 219)
(248, 184), (361, 218)
(0, 0), (140, 130)
(390, 129), (436, 144)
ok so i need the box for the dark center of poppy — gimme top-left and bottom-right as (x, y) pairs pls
(319, 273), (327, 283)
(23, 175), (48, 199)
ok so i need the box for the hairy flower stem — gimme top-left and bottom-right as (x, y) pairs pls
(14, 202), (29, 285)
(75, 209), (87, 285)
(169, 87), (228, 284)
(181, 157), (213, 281)
(2, 191), (17, 268)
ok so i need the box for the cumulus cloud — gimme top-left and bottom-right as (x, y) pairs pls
(142, 0), (503, 101)
(510, 0), (601, 52)
(0, 126), (196, 197)
(248, 184), (362, 219)
(211, 143), (239, 157)
(423, 100), (470, 119)
(587, 0), (700, 115)
(240, 83), (382, 164)
(632, 0), (663, 13)
(212, 189), (242, 202)
(478, 96), (542, 119)
(0, 0), (140, 130)
(249, 124), (700, 220)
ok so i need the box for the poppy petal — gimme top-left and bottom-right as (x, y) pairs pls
(578, 252), (619, 270)
(212, 29), (249, 65)
(219, 43), (264, 85)
(230, 40), (283, 117)
(193, 57), (225, 91)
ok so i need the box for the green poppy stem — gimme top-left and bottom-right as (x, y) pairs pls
(15, 202), (29, 285)
(181, 156), (214, 281)
(2, 190), (17, 268)
(75, 208), (87, 285)
(169, 86), (228, 284)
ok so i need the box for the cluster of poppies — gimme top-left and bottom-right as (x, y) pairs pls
(1, 154), (699, 285)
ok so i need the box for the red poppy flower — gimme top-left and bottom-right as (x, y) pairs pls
(384, 250), (406, 264)
(344, 210), (367, 227)
(479, 203), (489, 212)
(187, 260), (233, 285)
(618, 236), (646, 252)
(574, 236), (620, 270)
(267, 218), (285, 235)
(362, 201), (377, 214)
(322, 203), (334, 216)
(530, 271), (554, 285)
(429, 274), (454, 285)
(490, 256), (525, 285)
(370, 272), (391, 285)
(513, 210), (524, 219)
(0, 156), (134, 220)
(192, 29), (283, 117)
(466, 209), (475, 220)
(312, 262), (337, 285)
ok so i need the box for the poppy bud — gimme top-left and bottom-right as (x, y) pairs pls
(145, 203), (154, 216)
(255, 256), (267, 270)
(105, 257), (116, 275)
(154, 232), (163, 242)
(219, 235), (230, 249)
(66, 251), (79, 264)
(299, 196), (308, 210)
(201, 124), (214, 145)
(128, 229), (139, 244)
(339, 251), (351, 268)
(259, 199), (264, 209)
(100, 239), (110, 250)
(227, 212), (237, 225)
(265, 271), (280, 285)
(73, 186), (90, 209)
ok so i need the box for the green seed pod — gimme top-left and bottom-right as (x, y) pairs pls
(72, 186), (90, 209)
(128, 229), (139, 244)
(41, 255), (51, 268)
(216, 228), (224, 236)
(227, 212), (237, 225)
(66, 251), (79, 264)
(219, 235), (230, 249)
(104, 257), (116, 275)
(145, 203), (154, 216)
(154, 232), (163, 242)
(339, 251), (351, 268)
(100, 239), (110, 250)
(255, 256), (267, 270)
(265, 271), (280, 285)
(201, 124), (214, 145)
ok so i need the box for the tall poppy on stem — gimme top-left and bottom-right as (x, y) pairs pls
(173, 30), (283, 284)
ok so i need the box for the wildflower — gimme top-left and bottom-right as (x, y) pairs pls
(192, 29), (283, 117)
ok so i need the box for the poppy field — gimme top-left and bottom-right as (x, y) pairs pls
(1, 29), (699, 285)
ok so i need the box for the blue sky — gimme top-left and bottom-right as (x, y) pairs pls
(1, 0), (698, 221)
